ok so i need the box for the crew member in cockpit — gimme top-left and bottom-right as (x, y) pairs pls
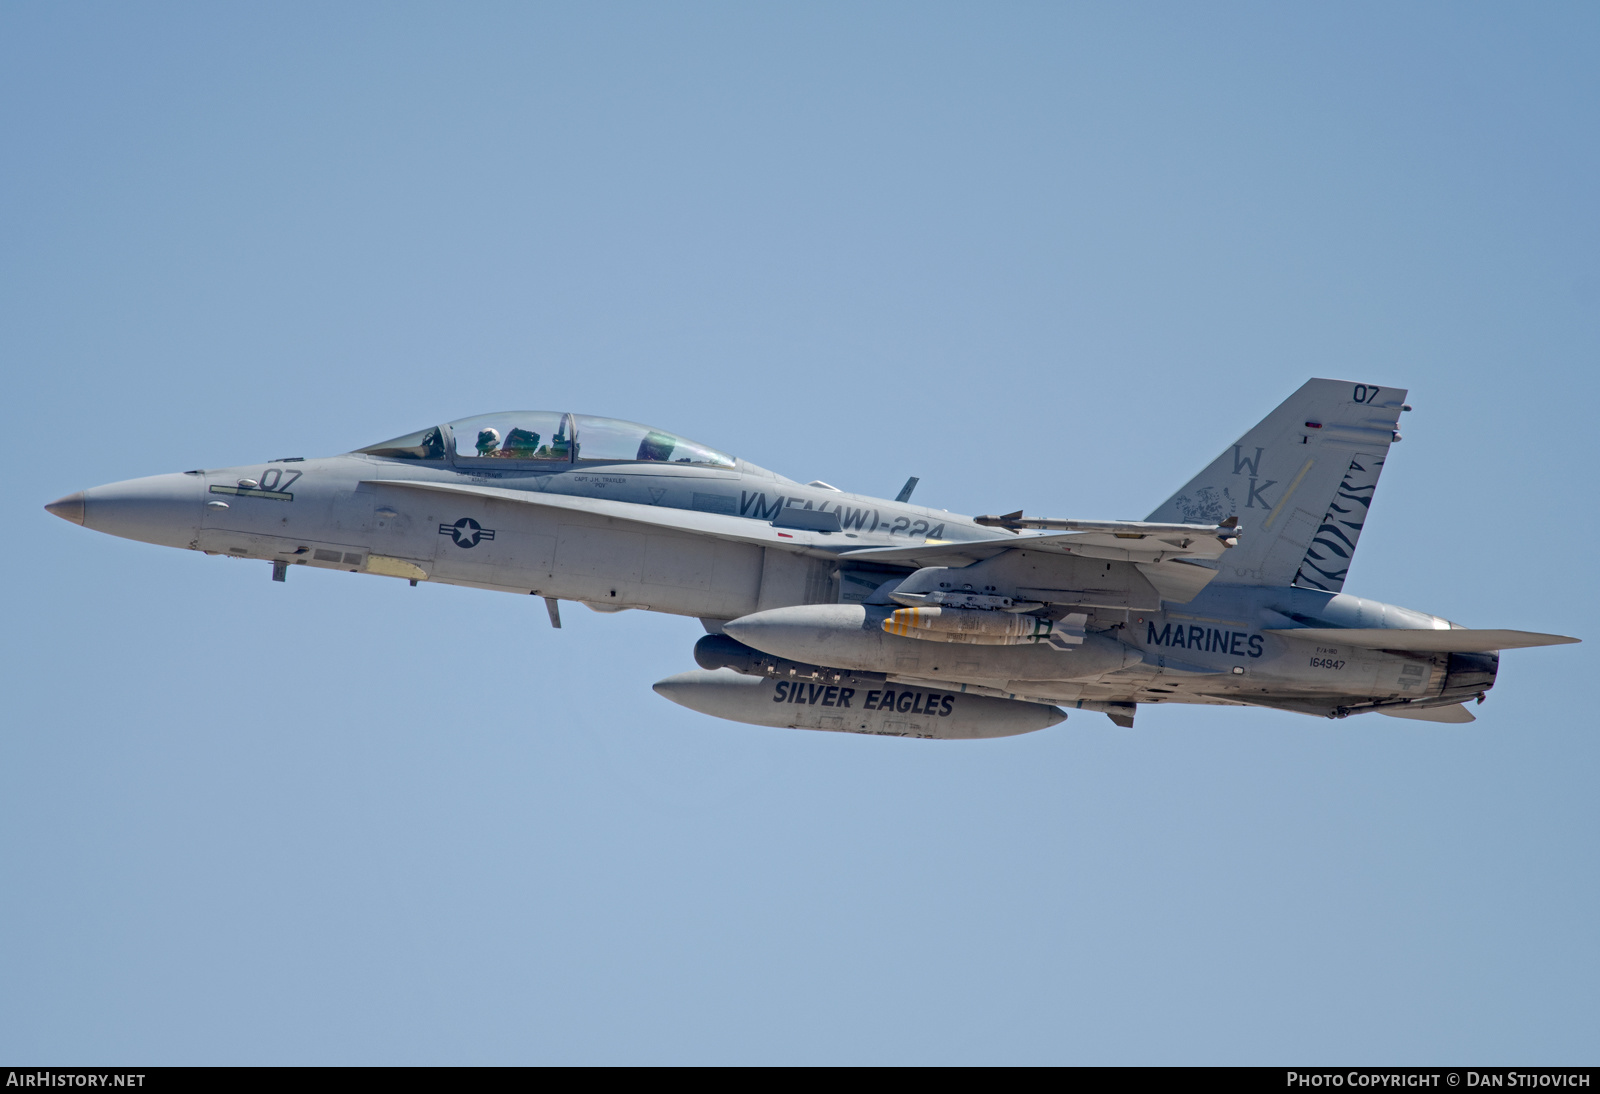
(476, 428), (502, 457)
(501, 428), (542, 458)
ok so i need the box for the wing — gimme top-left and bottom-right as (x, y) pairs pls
(840, 520), (1235, 566)
(840, 520), (1236, 605)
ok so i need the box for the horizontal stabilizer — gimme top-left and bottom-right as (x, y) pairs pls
(1264, 628), (1579, 652)
(1378, 704), (1476, 724)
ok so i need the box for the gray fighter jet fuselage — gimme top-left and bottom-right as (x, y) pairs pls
(46, 387), (1576, 737)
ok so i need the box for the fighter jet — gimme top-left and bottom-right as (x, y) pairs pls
(45, 380), (1576, 738)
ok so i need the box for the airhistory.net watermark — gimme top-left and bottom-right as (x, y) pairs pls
(5, 1075), (145, 1088)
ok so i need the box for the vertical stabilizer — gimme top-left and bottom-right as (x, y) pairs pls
(1144, 379), (1406, 591)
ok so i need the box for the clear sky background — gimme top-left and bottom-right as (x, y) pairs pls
(3, 2), (1596, 1065)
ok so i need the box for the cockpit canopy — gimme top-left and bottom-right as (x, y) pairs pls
(356, 413), (737, 468)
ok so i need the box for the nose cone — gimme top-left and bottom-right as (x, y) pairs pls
(653, 669), (766, 719)
(45, 492), (86, 525)
(651, 673), (695, 703)
(723, 604), (874, 664)
(74, 473), (204, 549)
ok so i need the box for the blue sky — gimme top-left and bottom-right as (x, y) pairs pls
(3, 2), (1596, 1063)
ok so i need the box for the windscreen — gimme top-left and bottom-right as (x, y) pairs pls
(355, 426), (446, 460)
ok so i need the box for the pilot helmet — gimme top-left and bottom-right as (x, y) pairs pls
(476, 427), (502, 456)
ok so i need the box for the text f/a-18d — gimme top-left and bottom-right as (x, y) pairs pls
(47, 379), (1577, 738)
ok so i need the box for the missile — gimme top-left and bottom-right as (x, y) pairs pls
(882, 606), (1087, 647)
(721, 603), (1140, 682)
(652, 668), (1066, 739)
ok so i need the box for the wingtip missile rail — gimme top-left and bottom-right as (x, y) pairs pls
(974, 512), (1241, 547)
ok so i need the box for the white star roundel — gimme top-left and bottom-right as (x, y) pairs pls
(438, 517), (496, 548)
